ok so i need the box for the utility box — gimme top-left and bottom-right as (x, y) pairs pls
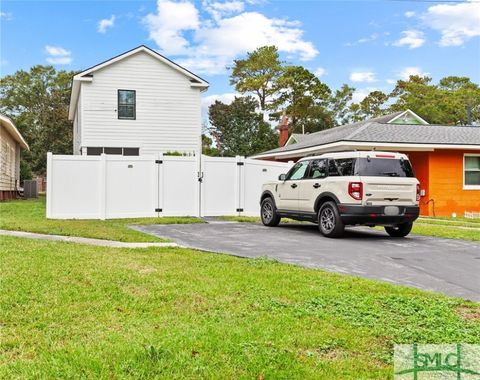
(23, 180), (38, 199)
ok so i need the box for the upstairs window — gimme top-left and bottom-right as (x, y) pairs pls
(118, 90), (136, 120)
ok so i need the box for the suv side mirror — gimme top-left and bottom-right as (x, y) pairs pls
(278, 173), (286, 181)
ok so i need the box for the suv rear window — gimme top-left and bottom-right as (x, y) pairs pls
(356, 157), (414, 177)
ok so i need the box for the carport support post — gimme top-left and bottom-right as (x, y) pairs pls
(99, 153), (107, 220)
(46, 152), (53, 219)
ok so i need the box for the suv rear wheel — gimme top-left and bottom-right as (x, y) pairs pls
(384, 222), (413, 237)
(318, 201), (345, 238)
(260, 197), (281, 227)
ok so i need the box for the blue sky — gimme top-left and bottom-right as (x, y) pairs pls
(1, 0), (480, 111)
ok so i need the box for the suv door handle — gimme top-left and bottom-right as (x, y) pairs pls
(313, 183), (321, 189)
(290, 183), (297, 189)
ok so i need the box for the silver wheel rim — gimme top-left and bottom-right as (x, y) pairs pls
(320, 207), (335, 233)
(262, 201), (273, 223)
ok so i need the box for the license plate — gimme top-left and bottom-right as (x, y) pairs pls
(384, 206), (399, 216)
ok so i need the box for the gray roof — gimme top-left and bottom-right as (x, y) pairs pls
(262, 112), (480, 156)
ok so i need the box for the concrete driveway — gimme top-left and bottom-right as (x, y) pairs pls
(134, 222), (480, 302)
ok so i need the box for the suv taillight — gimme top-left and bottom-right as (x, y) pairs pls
(416, 184), (420, 201)
(348, 182), (363, 200)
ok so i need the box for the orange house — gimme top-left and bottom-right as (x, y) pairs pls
(254, 110), (480, 217)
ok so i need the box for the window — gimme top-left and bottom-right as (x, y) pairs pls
(123, 148), (140, 156)
(86, 147), (140, 156)
(103, 147), (123, 155)
(118, 90), (136, 119)
(355, 158), (414, 178)
(464, 155), (480, 188)
(335, 158), (356, 176)
(87, 147), (103, 156)
(286, 161), (310, 180)
(308, 159), (328, 179)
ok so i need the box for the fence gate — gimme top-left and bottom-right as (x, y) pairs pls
(47, 152), (291, 219)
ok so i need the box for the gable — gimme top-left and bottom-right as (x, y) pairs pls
(387, 110), (429, 125)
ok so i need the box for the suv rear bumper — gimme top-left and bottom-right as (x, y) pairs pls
(338, 204), (419, 225)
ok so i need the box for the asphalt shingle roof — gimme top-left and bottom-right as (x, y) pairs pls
(262, 112), (480, 156)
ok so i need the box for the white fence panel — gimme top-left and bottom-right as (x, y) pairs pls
(242, 159), (292, 216)
(201, 156), (239, 216)
(47, 154), (103, 219)
(105, 156), (158, 219)
(160, 156), (199, 216)
(47, 152), (292, 219)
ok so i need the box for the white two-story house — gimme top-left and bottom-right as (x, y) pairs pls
(68, 45), (209, 156)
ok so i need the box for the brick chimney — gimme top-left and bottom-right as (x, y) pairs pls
(278, 111), (289, 147)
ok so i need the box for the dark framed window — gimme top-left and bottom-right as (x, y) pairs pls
(86, 147), (103, 156)
(86, 147), (140, 156)
(118, 89), (136, 120)
(123, 148), (139, 156)
(104, 147), (123, 155)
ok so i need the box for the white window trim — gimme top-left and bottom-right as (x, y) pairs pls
(463, 153), (480, 190)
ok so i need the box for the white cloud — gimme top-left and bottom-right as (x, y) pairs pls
(350, 71), (376, 83)
(352, 87), (378, 103)
(314, 67), (327, 78)
(0, 11), (13, 20)
(143, 0), (318, 74)
(45, 45), (72, 65)
(386, 78), (396, 85)
(423, 0), (480, 46)
(393, 30), (425, 49)
(404, 11), (415, 18)
(358, 33), (379, 44)
(98, 15), (116, 33)
(201, 92), (237, 119)
(399, 66), (430, 80)
(203, 0), (244, 21)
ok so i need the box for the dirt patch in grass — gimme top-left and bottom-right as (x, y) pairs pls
(457, 305), (480, 321)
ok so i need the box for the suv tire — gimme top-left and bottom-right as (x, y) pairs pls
(318, 201), (345, 238)
(260, 197), (281, 227)
(384, 222), (413, 237)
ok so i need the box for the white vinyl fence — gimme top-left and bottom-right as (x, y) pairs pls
(46, 152), (291, 219)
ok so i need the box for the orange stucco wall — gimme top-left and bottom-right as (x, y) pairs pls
(405, 152), (430, 216)
(427, 150), (480, 217)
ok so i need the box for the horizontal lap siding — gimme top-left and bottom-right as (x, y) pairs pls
(428, 149), (480, 216)
(0, 127), (18, 191)
(81, 51), (201, 155)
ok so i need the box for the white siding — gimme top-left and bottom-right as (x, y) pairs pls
(79, 51), (202, 155)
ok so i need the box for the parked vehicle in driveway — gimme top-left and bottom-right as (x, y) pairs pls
(260, 151), (420, 238)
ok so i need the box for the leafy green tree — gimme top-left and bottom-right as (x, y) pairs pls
(272, 66), (332, 134)
(389, 75), (480, 125)
(329, 84), (355, 125)
(0, 65), (76, 174)
(360, 90), (388, 118)
(202, 134), (220, 156)
(229, 46), (283, 111)
(208, 96), (277, 156)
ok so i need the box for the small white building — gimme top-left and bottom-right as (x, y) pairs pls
(68, 45), (209, 157)
(0, 114), (29, 200)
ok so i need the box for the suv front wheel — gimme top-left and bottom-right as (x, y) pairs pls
(384, 222), (413, 237)
(260, 197), (281, 227)
(318, 201), (345, 238)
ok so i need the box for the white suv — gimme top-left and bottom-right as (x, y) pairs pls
(260, 151), (420, 238)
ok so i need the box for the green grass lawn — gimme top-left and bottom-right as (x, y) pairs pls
(1, 236), (479, 379)
(0, 197), (202, 242)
